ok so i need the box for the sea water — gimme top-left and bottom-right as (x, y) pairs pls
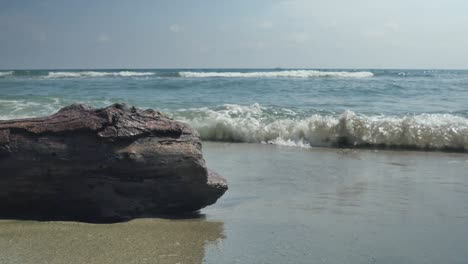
(1, 69), (468, 151)
(1, 69), (468, 263)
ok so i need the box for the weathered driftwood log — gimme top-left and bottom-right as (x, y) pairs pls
(0, 103), (227, 222)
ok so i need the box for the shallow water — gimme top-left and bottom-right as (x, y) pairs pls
(201, 143), (468, 263)
(2, 143), (467, 263)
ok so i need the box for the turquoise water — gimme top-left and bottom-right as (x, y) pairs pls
(1, 69), (468, 150)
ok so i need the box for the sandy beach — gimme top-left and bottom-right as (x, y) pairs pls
(1, 143), (467, 263)
(0, 218), (224, 264)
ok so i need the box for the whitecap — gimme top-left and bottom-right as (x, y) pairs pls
(173, 104), (468, 151)
(45, 71), (155, 78)
(0, 71), (13, 77)
(179, 70), (374, 78)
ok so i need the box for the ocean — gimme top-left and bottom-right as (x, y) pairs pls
(1, 68), (468, 151)
(1, 69), (468, 263)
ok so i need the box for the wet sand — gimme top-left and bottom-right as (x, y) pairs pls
(202, 143), (468, 264)
(0, 218), (224, 264)
(1, 143), (468, 263)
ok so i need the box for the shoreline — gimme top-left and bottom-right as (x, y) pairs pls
(1, 142), (468, 263)
(203, 141), (468, 155)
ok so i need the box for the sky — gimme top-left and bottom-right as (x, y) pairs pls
(1, 0), (468, 69)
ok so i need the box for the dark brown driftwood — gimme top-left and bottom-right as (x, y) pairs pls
(0, 103), (227, 222)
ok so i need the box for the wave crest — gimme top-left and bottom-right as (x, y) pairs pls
(0, 71), (13, 77)
(179, 70), (374, 78)
(45, 71), (155, 78)
(173, 104), (468, 151)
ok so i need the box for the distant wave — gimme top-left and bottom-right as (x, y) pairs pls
(174, 104), (468, 151)
(0, 71), (13, 77)
(45, 71), (155, 78)
(179, 70), (374, 78)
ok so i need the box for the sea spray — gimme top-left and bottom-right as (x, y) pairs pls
(2, 99), (467, 151)
(173, 104), (468, 151)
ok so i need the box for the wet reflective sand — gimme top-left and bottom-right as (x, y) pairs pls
(1, 143), (468, 264)
(202, 143), (468, 264)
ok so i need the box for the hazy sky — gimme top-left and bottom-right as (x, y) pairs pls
(1, 0), (468, 69)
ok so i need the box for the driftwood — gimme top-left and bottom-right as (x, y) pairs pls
(0, 103), (227, 222)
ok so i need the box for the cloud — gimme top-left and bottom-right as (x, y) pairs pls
(287, 32), (309, 44)
(362, 21), (400, 40)
(384, 21), (400, 32)
(38, 33), (47, 42)
(240, 41), (266, 51)
(97, 34), (110, 43)
(257, 21), (274, 29)
(362, 30), (386, 39)
(169, 24), (183, 33)
(31, 31), (47, 42)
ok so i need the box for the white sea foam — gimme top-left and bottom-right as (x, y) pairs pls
(0, 71), (13, 77)
(0, 98), (119, 120)
(179, 70), (374, 78)
(2, 99), (467, 151)
(174, 104), (468, 151)
(0, 98), (64, 120)
(45, 71), (155, 78)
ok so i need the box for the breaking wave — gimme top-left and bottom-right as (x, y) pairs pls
(1, 70), (375, 79)
(0, 71), (13, 77)
(2, 99), (467, 152)
(179, 70), (374, 78)
(45, 71), (155, 78)
(173, 104), (468, 151)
